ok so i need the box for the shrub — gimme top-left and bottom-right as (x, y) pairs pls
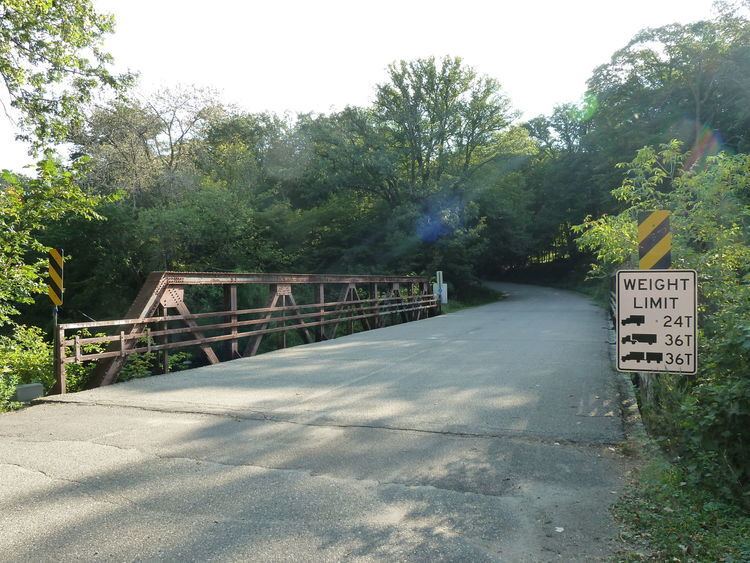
(0, 325), (53, 410)
(575, 142), (750, 507)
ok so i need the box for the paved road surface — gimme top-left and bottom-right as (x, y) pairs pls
(0, 283), (627, 561)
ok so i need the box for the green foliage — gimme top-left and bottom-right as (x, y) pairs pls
(119, 350), (192, 382)
(615, 459), (750, 560)
(0, 155), (106, 326)
(119, 352), (158, 381)
(575, 142), (750, 506)
(0, 325), (114, 410)
(0, 0), (127, 144)
(64, 329), (107, 392)
(587, 13), (750, 155)
(0, 325), (52, 411)
(375, 56), (513, 196)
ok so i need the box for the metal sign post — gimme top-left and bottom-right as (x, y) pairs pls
(48, 248), (65, 393)
(616, 269), (697, 374)
(433, 271), (447, 311)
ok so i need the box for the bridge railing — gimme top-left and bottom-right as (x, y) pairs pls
(54, 272), (437, 393)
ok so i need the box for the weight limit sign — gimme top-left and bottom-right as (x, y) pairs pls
(616, 270), (697, 374)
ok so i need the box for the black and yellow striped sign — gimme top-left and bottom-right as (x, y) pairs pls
(48, 248), (64, 306)
(638, 210), (671, 269)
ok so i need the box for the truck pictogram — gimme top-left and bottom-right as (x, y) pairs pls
(646, 352), (663, 363)
(621, 315), (646, 326)
(621, 351), (645, 362)
(621, 333), (657, 345)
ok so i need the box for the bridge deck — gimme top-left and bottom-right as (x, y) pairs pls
(0, 283), (628, 560)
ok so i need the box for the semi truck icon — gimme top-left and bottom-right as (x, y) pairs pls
(621, 351), (645, 362)
(621, 333), (657, 345)
(621, 351), (664, 364)
(646, 352), (663, 363)
(621, 315), (646, 326)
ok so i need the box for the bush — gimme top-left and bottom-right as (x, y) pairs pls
(575, 142), (750, 507)
(0, 325), (53, 410)
(615, 458), (750, 560)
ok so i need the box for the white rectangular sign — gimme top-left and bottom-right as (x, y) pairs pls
(617, 269), (697, 374)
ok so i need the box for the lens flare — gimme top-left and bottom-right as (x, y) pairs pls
(416, 196), (464, 243)
(685, 122), (723, 169)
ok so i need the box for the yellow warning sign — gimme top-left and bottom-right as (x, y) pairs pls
(638, 210), (671, 269)
(48, 248), (64, 306)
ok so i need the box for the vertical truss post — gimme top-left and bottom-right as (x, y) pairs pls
(281, 294), (287, 349)
(161, 304), (169, 373)
(224, 284), (238, 359)
(392, 283), (400, 325)
(372, 283), (383, 328)
(418, 281), (429, 320)
(317, 283), (325, 341)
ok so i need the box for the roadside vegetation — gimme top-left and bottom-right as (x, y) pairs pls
(441, 285), (505, 314)
(615, 457), (750, 561)
(1, 4), (750, 557)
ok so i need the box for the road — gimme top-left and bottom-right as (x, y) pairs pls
(0, 282), (627, 561)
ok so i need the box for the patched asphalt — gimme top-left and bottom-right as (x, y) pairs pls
(0, 283), (628, 561)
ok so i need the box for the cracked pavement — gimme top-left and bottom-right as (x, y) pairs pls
(0, 282), (628, 561)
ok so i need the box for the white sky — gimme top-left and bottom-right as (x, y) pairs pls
(0, 0), (717, 171)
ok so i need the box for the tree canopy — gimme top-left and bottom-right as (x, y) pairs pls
(0, 0), (126, 144)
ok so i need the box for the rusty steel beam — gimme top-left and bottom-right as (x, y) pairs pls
(66, 301), (437, 363)
(60, 294), (430, 331)
(173, 300), (220, 365)
(161, 272), (427, 285)
(90, 272), (171, 387)
(224, 285), (239, 359)
(285, 291), (314, 344)
(62, 271), (435, 392)
(64, 296), (436, 346)
(243, 286), (281, 357)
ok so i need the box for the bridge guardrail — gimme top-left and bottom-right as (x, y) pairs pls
(54, 272), (437, 393)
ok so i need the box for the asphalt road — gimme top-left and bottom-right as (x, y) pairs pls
(0, 282), (627, 561)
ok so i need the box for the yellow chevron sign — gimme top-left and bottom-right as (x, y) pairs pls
(48, 248), (64, 306)
(638, 211), (671, 270)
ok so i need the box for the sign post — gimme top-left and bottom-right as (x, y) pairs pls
(48, 248), (65, 393)
(433, 271), (447, 311)
(616, 269), (697, 374)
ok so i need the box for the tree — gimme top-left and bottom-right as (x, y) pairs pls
(294, 108), (401, 207)
(0, 0), (127, 144)
(0, 155), (104, 326)
(586, 14), (750, 155)
(375, 56), (513, 196)
(72, 87), (223, 205)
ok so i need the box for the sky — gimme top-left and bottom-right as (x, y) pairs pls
(0, 0), (717, 171)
